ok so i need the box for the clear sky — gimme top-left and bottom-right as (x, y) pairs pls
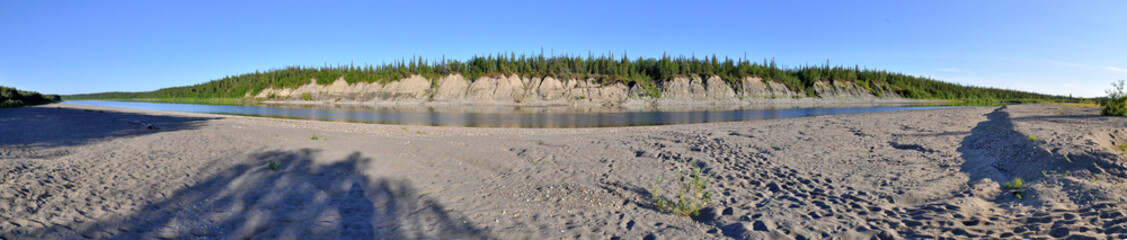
(1, 0), (1124, 97)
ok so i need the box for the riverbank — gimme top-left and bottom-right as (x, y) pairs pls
(2, 103), (1126, 239)
(250, 75), (935, 108)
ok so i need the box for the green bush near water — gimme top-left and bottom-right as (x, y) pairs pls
(1, 86), (61, 108)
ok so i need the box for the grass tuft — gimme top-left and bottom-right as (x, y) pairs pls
(652, 161), (712, 217)
(1004, 177), (1028, 199)
(267, 160), (281, 171)
(1004, 177), (1024, 189)
(1027, 135), (1038, 141)
(310, 132), (319, 140)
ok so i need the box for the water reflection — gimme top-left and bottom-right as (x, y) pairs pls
(64, 100), (953, 128)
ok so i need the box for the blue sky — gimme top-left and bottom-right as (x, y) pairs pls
(1, 0), (1124, 97)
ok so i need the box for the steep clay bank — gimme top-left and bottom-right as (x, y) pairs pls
(253, 74), (932, 107)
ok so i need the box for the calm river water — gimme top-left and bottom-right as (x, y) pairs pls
(65, 100), (952, 128)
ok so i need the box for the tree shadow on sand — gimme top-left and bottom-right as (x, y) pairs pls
(958, 106), (1127, 204)
(36, 149), (487, 240)
(957, 106), (1071, 206)
(0, 105), (217, 149)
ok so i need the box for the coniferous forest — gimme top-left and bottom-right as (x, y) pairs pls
(65, 53), (1072, 102)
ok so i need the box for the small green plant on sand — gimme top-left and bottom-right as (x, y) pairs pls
(652, 161), (712, 217)
(1004, 177), (1027, 199)
(1101, 80), (1127, 116)
(1028, 135), (1038, 141)
(301, 92), (313, 101)
(1118, 144), (1127, 153)
(267, 160), (281, 171)
(310, 132), (319, 140)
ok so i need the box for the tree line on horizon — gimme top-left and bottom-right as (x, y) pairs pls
(65, 52), (1072, 102)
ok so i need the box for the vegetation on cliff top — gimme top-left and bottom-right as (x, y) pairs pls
(1, 86), (61, 108)
(66, 52), (1071, 102)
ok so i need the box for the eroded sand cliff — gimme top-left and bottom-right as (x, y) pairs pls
(253, 74), (923, 107)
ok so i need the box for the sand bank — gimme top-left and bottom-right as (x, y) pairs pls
(1, 103), (1126, 239)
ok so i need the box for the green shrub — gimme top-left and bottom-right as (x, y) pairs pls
(1028, 135), (1038, 141)
(301, 92), (313, 101)
(1004, 177), (1024, 189)
(0, 99), (23, 108)
(267, 160), (281, 171)
(1004, 177), (1027, 199)
(1102, 80), (1127, 116)
(0, 86), (60, 108)
(652, 161), (712, 217)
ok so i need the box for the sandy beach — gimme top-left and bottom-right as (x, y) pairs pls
(2, 103), (1126, 239)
